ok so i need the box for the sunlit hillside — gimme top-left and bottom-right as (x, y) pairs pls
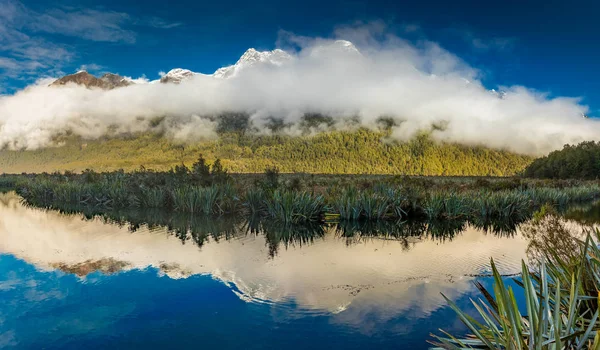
(0, 129), (532, 175)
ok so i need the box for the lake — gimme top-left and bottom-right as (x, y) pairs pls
(0, 192), (590, 349)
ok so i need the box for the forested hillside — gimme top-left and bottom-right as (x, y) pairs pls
(523, 141), (600, 179)
(0, 129), (532, 175)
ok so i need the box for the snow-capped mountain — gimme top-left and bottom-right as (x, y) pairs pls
(213, 48), (293, 79)
(50, 42), (359, 88)
(159, 68), (203, 84)
(159, 48), (293, 82)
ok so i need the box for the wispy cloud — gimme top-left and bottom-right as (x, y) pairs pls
(470, 36), (515, 52)
(447, 27), (516, 52)
(32, 8), (138, 43)
(0, 0), (180, 87)
(140, 16), (183, 29)
(77, 63), (104, 73)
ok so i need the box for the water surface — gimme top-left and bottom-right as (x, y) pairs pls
(0, 192), (580, 349)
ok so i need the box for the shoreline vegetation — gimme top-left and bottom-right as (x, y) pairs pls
(2, 154), (599, 226)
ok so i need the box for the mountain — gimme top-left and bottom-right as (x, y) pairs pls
(159, 68), (201, 84)
(50, 71), (132, 89)
(0, 129), (532, 175)
(213, 48), (293, 79)
(49, 46), (297, 87)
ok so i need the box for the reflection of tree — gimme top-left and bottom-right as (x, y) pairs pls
(426, 220), (467, 241)
(21, 197), (534, 259)
(334, 220), (423, 249)
(53, 205), (246, 246)
(470, 217), (521, 237)
(521, 208), (585, 266)
(246, 216), (326, 258)
(332, 219), (478, 249)
(562, 201), (600, 226)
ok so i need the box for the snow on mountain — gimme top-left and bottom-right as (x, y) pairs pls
(51, 40), (503, 102)
(50, 42), (359, 88)
(213, 48), (293, 79)
(159, 68), (202, 84)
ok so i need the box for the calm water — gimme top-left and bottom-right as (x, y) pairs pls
(0, 192), (588, 349)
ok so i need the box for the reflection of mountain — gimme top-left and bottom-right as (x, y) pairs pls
(0, 193), (528, 324)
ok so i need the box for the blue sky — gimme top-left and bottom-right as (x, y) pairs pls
(0, 0), (598, 113)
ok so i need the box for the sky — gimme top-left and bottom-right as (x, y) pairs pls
(0, 0), (598, 113)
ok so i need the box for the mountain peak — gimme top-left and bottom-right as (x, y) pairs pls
(50, 71), (132, 89)
(159, 68), (198, 84)
(214, 47), (293, 79)
(100, 73), (132, 88)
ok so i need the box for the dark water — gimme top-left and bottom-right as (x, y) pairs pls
(0, 192), (590, 349)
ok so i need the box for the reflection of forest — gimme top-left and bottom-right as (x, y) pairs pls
(0, 190), (536, 319)
(46, 202), (529, 258)
(521, 207), (595, 266)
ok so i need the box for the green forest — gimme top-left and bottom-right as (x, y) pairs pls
(523, 141), (600, 179)
(0, 129), (532, 175)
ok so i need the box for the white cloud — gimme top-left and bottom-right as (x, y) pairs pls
(77, 63), (104, 73)
(33, 8), (137, 43)
(0, 24), (594, 154)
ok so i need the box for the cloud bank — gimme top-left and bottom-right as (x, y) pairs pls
(0, 26), (596, 155)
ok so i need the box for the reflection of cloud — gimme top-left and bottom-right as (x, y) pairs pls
(0, 193), (528, 327)
(0, 278), (19, 291)
(0, 330), (17, 348)
(0, 253), (137, 348)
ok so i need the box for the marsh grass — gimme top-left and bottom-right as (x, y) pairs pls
(11, 170), (600, 224)
(264, 190), (325, 224)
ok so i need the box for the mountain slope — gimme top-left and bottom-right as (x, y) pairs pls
(50, 71), (132, 89)
(0, 130), (532, 175)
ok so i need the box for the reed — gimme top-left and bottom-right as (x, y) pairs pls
(11, 171), (600, 225)
(172, 186), (222, 215)
(243, 187), (266, 215)
(264, 190), (325, 224)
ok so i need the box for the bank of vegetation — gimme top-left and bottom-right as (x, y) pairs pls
(5, 155), (599, 226)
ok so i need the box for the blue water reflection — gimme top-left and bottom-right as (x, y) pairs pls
(0, 192), (532, 349)
(0, 253), (508, 349)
